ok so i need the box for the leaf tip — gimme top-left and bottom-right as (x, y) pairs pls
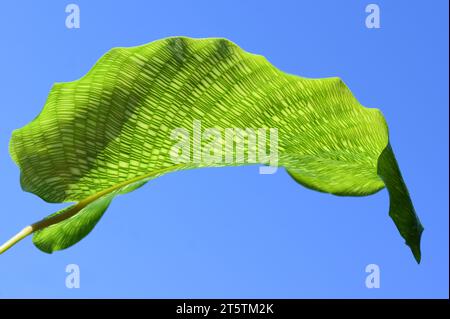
(408, 225), (424, 264)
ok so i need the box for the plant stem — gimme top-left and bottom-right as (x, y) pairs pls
(0, 204), (82, 255)
(0, 226), (33, 254)
(0, 164), (185, 255)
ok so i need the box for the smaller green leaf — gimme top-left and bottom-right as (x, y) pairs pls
(33, 194), (114, 253)
(32, 178), (151, 253)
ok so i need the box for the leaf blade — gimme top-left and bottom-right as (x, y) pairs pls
(6, 37), (422, 260)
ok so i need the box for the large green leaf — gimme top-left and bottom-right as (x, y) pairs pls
(0, 37), (423, 262)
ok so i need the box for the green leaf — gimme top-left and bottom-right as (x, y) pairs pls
(2, 37), (422, 262)
(32, 179), (149, 253)
(32, 194), (114, 253)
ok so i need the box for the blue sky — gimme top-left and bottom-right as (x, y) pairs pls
(0, 0), (448, 298)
